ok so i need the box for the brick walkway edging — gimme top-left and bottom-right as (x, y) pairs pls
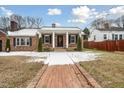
(75, 63), (101, 88)
(27, 64), (48, 88)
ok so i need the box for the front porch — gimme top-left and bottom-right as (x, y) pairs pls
(42, 32), (79, 49)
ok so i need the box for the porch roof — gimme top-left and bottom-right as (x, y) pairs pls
(39, 26), (82, 34)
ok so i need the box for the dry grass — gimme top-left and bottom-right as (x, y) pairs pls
(80, 51), (124, 88)
(0, 56), (43, 88)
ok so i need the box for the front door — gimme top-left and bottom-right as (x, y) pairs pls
(57, 35), (63, 47)
(0, 40), (2, 51)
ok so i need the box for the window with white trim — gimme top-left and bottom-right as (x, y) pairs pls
(70, 35), (76, 44)
(15, 37), (30, 46)
(103, 34), (107, 40)
(119, 34), (122, 40)
(44, 35), (50, 43)
(115, 34), (118, 40)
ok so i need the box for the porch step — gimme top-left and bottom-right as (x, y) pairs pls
(54, 48), (66, 52)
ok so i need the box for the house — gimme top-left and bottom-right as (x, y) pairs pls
(39, 24), (84, 49)
(89, 27), (124, 42)
(0, 22), (84, 51)
(0, 30), (7, 51)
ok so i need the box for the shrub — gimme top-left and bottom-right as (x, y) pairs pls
(5, 38), (11, 52)
(38, 37), (43, 52)
(77, 36), (82, 51)
(43, 48), (51, 52)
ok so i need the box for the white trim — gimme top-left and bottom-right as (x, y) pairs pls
(44, 35), (50, 44)
(15, 37), (30, 46)
(66, 32), (68, 48)
(70, 35), (76, 44)
(52, 32), (55, 48)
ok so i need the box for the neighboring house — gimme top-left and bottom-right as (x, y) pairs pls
(0, 30), (7, 51)
(89, 27), (124, 42)
(0, 22), (84, 51)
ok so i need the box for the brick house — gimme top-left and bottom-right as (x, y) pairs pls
(0, 30), (6, 51)
(0, 22), (84, 51)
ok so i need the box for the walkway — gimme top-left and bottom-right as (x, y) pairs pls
(44, 52), (74, 65)
(27, 52), (101, 88)
(36, 64), (91, 88)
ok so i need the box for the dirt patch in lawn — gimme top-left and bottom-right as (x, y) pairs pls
(0, 56), (43, 88)
(80, 52), (124, 88)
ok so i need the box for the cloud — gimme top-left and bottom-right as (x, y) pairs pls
(54, 22), (61, 26)
(68, 6), (97, 23)
(48, 8), (62, 15)
(0, 7), (13, 16)
(109, 6), (124, 15)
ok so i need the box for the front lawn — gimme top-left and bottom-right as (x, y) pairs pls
(0, 56), (43, 88)
(80, 51), (124, 88)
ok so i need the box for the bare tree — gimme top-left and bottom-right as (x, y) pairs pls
(24, 16), (42, 28)
(34, 17), (42, 28)
(10, 14), (26, 29)
(0, 16), (10, 31)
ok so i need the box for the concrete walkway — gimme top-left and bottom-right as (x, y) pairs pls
(44, 52), (74, 65)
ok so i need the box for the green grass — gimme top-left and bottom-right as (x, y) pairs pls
(0, 56), (43, 88)
(80, 51), (124, 88)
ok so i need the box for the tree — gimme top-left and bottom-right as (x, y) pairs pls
(83, 28), (90, 40)
(0, 16), (10, 31)
(77, 36), (82, 51)
(5, 38), (11, 52)
(10, 14), (25, 30)
(38, 37), (43, 52)
(34, 17), (42, 28)
(23, 16), (43, 29)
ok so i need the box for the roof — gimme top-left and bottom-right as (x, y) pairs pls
(0, 30), (7, 35)
(39, 26), (82, 34)
(8, 29), (39, 36)
(96, 27), (124, 31)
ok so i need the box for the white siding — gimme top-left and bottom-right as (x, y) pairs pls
(89, 29), (124, 42)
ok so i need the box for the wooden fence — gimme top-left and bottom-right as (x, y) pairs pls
(83, 40), (124, 51)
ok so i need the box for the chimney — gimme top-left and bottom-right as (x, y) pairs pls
(10, 21), (18, 31)
(104, 23), (110, 30)
(52, 23), (56, 28)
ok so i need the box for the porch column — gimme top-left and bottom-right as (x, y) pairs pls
(66, 32), (68, 48)
(52, 32), (55, 48)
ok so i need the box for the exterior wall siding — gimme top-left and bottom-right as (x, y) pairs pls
(89, 29), (124, 42)
(0, 32), (6, 51)
(9, 36), (38, 51)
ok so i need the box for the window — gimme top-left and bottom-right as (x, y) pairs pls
(119, 34), (122, 40)
(17, 38), (20, 45)
(94, 35), (96, 40)
(21, 38), (25, 45)
(15, 37), (30, 46)
(44, 35), (50, 43)
(112, 34), (114, 40)
(115, 34), (118, 40)
(27, 38), (30, 45)
(104, 34), (107, 40)
(70, 35), (76, 44)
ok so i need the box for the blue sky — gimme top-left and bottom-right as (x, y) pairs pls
(0, 5), (123, 29)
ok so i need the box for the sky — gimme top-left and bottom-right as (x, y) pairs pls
(0, 5), (124, 29)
